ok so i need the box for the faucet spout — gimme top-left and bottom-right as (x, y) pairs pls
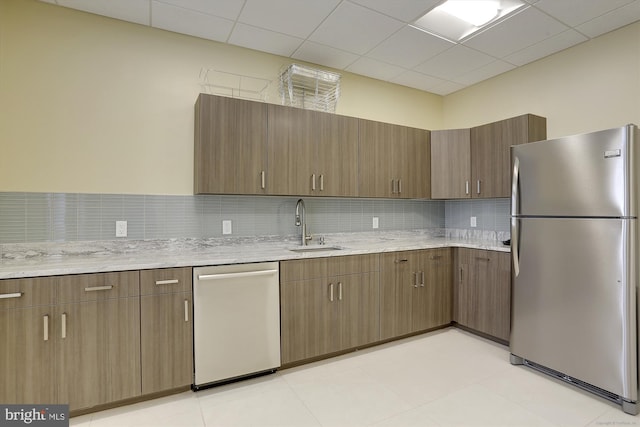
(295, 199), (312, 246)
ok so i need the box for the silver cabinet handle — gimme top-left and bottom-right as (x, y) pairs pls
(43, 315), (49, 342)
(312, 173), (316, 191)
(184, 300), (189, 322)
(420, 271), (425, 287)
(61, 312), (67, 339)
(398, 179), (402, 194)
(84, 285), (113, 292)
(413, 272), (419, 288)
(198, 269), (278, 281)
(391, 179), (396, 194)
(155, 279), (179, 285)
(329, 283), (334, 302)
(459, 267), (463, 283)
(475, 256), (491, 261)
(394, 259), (408, 264)
(430, 255), (443, 260)
(0, 292), (22, 299)
(320, 174), (324, 191)
(465, 180), (470, 195)
(477, 180), (481, 195)
(261, 170), (266, 189)
(338, 282), (343, 301)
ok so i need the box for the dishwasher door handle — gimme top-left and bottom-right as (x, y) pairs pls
(197, 269), (278, 281)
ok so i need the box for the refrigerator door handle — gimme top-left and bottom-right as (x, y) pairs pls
(512, 156), (520, 277)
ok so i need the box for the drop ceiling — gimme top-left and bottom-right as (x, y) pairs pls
(39, 0), (640, 95)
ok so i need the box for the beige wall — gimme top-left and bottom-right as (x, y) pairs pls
(443, 21), (640, 138)
(0, 0), (442, 195)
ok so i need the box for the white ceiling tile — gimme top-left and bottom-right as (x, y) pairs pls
(504, 29), (587, 66)
(429, 80), (466, 96)
(308, 2), (403, 55)
(151, 1), (234, 42)
(452, 60), (516, 85)
(239, 0), (341, 39)
(390, 70), (448, 92)
(367, 26), (454, 69)
(292, 41), (359, 70)
(154, 0), (245, 20)
(229, 23), (303, 57)
(464, 6), (569, 58)
(56, 0), (150, 25)
(346, 57), (406, 81)
(535, 0), (634, 27)
(576, 1), (640, 38)
(348, 0), (442, 22)
(414, 45), (495, 80)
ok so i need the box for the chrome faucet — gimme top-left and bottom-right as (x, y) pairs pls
(295, 198), (312, 246)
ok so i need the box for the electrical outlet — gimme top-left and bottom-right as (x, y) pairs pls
(372, 217), (379, 229)
(222, 220), (232, 235)
(115, 221), (127, 237)
(470, 216), (477, 228)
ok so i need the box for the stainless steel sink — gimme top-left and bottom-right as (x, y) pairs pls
(289, 246), (343, 253)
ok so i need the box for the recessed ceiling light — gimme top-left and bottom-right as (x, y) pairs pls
(411, 0), (526, 42)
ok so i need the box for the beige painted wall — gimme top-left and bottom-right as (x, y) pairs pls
(443, 21), (640, 138)
(0, 0), (442, 195)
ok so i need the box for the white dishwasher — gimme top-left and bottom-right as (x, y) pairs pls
(192, 262), (280, 390)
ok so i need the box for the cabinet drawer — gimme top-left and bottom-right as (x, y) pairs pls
(0, 277), (56, 309)
(140, 267), (192, 296)
(57, 271), (139, 303)
(281, 254), (380, 282)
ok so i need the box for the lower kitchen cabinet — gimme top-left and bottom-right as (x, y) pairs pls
(280, 254), (379, 365)
(380, 249), (452, 340)
(454, 248), (511, 342)
(140, 267), (193, 394)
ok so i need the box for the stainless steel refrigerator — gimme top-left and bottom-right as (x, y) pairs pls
(510, 124), (639, 415)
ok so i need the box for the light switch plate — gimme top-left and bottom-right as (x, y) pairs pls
(372, 217), (379, 229)
(470, 216), (477, 228)
(222, 220), (232, 235)
(116, 221), (127, 237)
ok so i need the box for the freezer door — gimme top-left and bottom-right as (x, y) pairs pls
(511, 125), (637, 217)
(510, 218), (637, 401)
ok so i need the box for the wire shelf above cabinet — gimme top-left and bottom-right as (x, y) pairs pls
(278, 64), (341, 113)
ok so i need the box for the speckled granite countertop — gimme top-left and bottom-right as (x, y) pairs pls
(0, 230), (510, 279)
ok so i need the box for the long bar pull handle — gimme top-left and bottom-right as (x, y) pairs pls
(338, 282), (343, 301)
(184, 300), (189, 322)
(61, 312), (67, 339)
(477, 180), (481, 195)
(391, 179), (396, 194)
(413, 272), (419, 288)
(84, 285), (113, 292)
(43, 315), (49, 342)
(465, 180), (470, 195)
(475, 257), (491, 261)
(312, 174), (316, 191)
(0, 292), (23, 299)
(261, 171), (266, 189)
(198, 269), (278, 281)
(398, 179), (402, 194)
(459, 267), (463, 284)
(155, 279), (179, 285)
(329, 283), (334, 302)
(511, 156), (521, 277)
(395, 259), (409, 264)
(320, 174), (324, 191)
(420, 271), (425, 287)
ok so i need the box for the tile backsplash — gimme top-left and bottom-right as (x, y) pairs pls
(0, 192), (509, 244)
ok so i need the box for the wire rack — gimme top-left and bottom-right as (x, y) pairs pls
(278, 64), (341, 112)
(199, 68), (271, 102)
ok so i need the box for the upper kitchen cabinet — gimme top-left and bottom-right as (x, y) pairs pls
(267, 104), (358, 197)
(470, 114), (546, 198)
(359, 120), (431, 199)
(431, 128), (471, 199)
(195, 94), (268, 195)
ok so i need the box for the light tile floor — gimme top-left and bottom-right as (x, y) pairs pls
(70, 328), (640, 426)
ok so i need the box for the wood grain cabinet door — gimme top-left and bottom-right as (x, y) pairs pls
(431, 129), (471, 199)
(315, 113), (359, 197)
(194, 94), (268, 195)
(336, 271), (380, 350)
(402, 127), (431, 199)
(413, 248), (452, 331)
(57, 272), (141, 411)
(380, 251), (416, 339)
(475, 251), (511, 342)
(140, 267), (193, 394)
(358, 119), (395, 198)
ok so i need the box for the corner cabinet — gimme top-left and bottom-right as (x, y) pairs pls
(279, 254), (380, 365)
(195, 93), (268, 195)
(454, 248), (511, 342)
(358, 119), (431, 199)
(470, 114), (547, 198)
